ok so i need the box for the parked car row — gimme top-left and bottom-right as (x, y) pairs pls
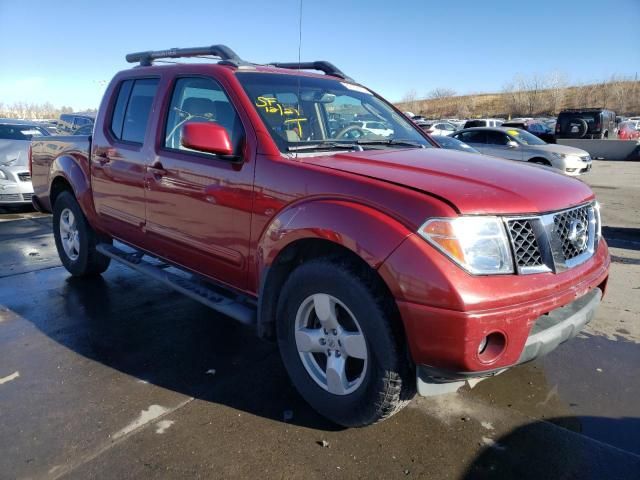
(0, 119), (50, 207)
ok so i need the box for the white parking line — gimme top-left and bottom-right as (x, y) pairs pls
(112, 404), (170, 440)
(0, 371), (20, 384)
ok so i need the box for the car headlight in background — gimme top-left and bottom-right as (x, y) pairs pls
(0, 169), (7, 180)
(418, 217), (514, 274)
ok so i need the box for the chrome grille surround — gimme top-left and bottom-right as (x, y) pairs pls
(504, 202), (599, 274)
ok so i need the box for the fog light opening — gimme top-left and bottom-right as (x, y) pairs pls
(478, 336), (488, 354)
(477, 332), (506, 363)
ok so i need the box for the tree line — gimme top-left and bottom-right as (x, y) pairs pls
(0, 102), (97, 120)
(398, 73), (640, 119)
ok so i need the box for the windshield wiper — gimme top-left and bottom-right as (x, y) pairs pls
(287, 142), (362, 152)
(356, 139), (426, 148)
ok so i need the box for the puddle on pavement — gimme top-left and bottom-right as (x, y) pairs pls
(465, 332), (640, 455)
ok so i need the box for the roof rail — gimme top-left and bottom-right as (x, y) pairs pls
(125, 44), (247, 67)
(269, 61), (354, 82)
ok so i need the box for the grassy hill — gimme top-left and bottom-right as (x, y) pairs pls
(396, 81), (640, 119)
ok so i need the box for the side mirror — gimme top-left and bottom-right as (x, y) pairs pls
(507, 141), (519, 148)
(181, 122), (233, 156)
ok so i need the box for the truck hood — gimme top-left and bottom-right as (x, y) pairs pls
(0, 139), (29, 167)
(297, 148), (594, 215)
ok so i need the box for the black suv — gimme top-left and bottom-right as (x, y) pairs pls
(555, 109), (616, 139)
(57, 113), (96, 134)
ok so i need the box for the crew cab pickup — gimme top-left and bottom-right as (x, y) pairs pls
(30, 45), (610, 427)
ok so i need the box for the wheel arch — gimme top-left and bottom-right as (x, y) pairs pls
(48, 155), (100, 227)
(256, 200), (413, 340)
(527, 157), (551, 166)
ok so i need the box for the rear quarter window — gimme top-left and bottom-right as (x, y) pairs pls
(110, 78), (159, 144)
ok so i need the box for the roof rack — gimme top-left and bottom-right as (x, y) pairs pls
(269, 61), (354, 82)
(125, 44), (247, 67)
(124, 45), (354, 82)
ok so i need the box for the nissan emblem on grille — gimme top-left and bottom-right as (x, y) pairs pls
(568, 219), (588, 250)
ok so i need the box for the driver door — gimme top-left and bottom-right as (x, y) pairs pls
(144, 75), (254, 290)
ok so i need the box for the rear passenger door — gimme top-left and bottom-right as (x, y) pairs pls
(91, 77), (159, 241)
(454, 130), (487, 152)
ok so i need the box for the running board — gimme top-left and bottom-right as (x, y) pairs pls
(96, 243), (256, 326)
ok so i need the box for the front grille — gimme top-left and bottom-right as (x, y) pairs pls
(0, 193), (22, 202)
(505, 202), (597, 274)
(553, 205), (591, 260)
(17, 172), (31, 182)
(508, 219), (543, 267)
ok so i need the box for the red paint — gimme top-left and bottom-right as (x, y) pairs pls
(181, 122), (233, 155)
(30, 61), (610, 376)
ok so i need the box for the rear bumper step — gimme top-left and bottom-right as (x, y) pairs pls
(96, 243), (256, 326)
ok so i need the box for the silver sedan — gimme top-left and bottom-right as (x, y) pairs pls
(451, 127), (592, 176)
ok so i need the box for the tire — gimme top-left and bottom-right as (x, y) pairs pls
(529, 158), (551, 166)
(276, 258), (414, 427)
(565, 118), (588, 138)
(53, 191), (111, 276)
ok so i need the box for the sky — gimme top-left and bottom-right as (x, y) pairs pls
(1, 0), (639, 110)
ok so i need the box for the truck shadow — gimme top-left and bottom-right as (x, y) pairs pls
(603, 226), (640, 252)
(463, 416), (640, 479)
(48, 269), (343, 431)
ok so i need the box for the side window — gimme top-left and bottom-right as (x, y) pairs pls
(164, 76), (244, 155)
(121, 79), (159, 144)
(110, 80), (134, 139)
(460, 130), (486, 144)
(486, 131), (509, 145)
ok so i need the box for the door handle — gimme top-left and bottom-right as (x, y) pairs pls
(148, 162), (167, 178)
(95, 155), (110, 166)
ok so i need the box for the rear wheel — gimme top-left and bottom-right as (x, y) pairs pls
(53, 191), (111, 276)
(276, 258), (414, 427)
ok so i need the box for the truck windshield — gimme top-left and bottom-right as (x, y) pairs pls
(237, 72), (430, 152)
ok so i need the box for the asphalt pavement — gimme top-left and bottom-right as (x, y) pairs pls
(0, 161), (638, 479)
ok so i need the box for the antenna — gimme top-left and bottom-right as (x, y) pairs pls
(296, 0), (303, 119)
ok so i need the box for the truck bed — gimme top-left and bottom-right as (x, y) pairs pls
(31, 135), (91, 212)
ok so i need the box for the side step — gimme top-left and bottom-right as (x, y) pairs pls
(96, 243), (256, 326)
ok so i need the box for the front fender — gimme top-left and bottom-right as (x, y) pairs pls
(257, 199), (413, 273)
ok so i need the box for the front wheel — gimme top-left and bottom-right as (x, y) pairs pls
(276, 258), (414, 427)
(53, 191), (111, 276)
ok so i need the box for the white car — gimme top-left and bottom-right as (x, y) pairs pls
(357, 121), (393, 137)
(452, 127), (592, 176)
(421, 121), (458, 136)
(0, 166), (34, 205)
(0, 120), (50, 206)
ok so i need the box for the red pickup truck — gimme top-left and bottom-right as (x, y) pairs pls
(30, 45), (610, 426)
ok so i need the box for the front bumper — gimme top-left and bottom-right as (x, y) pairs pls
(0, 167), (33, 205)
(378, 232), (610, 374)
(416, 287), (601, 393)
(0, 182), (34, 204)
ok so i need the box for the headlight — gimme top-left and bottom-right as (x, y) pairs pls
(0, 169), (7, 180)
(594, 202), (602, 239)
(551, 152), (567, 159)
(418, 217), (514, 275)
